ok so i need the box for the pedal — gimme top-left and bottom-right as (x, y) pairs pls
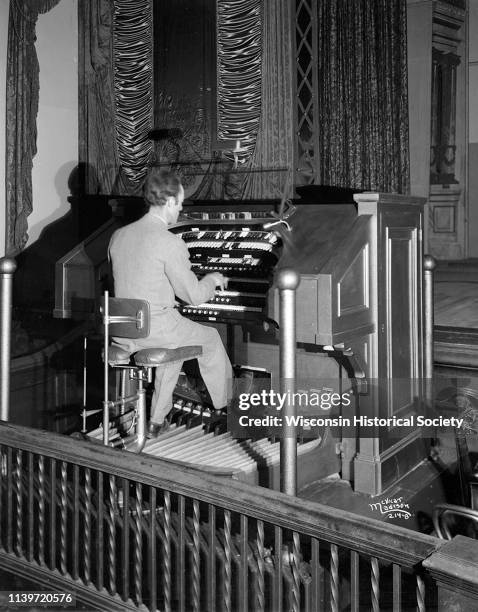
(185, 414), (203, 430)
(204, 414), (227, 435)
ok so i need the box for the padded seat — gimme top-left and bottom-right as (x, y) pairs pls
(134, 345), (202, 367)
(107, 345), (132, 366)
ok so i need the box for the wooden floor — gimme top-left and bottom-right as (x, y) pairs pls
(435, 281), (478, 327)
(434, 260), (478, 328)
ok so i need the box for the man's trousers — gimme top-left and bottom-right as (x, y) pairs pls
(114, 308), (232, 424)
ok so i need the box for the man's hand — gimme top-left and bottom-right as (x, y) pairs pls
(207, 272), (228, 291)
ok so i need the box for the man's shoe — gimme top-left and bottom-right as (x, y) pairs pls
(146, 421), (167, 439)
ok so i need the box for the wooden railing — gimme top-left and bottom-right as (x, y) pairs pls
(0, 422), (477, 611)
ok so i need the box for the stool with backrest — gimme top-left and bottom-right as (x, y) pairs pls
(101, 290), (202, 450)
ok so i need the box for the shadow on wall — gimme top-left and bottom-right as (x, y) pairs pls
(13, 162), (110, 313)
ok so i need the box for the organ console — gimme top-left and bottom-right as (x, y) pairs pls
(54, 188), (427, 496)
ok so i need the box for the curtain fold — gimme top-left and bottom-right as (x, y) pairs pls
(216, 0), (262, 162)
(79, 0), (154, 196)
(317, 0), (410, 193)
(242, 0), (294, 200)
(80, 0), (129, 196)
(5, 0), (61, 254)
(113, 0), (153, 186)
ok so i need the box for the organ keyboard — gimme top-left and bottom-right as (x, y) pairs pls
(171, 223), (281, 324)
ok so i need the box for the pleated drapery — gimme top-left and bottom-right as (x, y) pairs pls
(216, 0), (262, 163)
(113, 0), (153, 186)
(79, 0), (153, 197)
(317, 0), (410, 193)
(242, 0), (295, 200)
(5, 0), (61, 254)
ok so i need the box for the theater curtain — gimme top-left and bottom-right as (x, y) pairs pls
(80, 0), (291, 201)
(318, 0), (410, 193)
(216, 0), (262, 160)
(79, 0), (153, 196)
(5, 0), (61, 255)
(242, 0), (295, 200)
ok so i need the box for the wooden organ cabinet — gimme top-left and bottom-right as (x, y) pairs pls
(54, 191), (425, 496)
(349, 193), (425, 494)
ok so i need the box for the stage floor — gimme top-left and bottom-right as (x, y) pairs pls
(434, 260), (478, 328)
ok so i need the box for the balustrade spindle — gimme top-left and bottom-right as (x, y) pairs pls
(149, 486), (157, 612)
(239, 515), (248, 612)
(121, 478), (130, 601)
(27, 452), (34, 562)
(274, 526), (283, 612)
(416, 574), (425, 612)
(371, 556), (380, 612)
(312, 539), (321, 610)
(83, 468), (92, 584)
(72, 465), (80, 580)
(192, 499), (201, 611)
(163, 490), (172, 612)
(223, 509), (232, 612)
(108, 475), (117, 594)
(178, 495), (186, 612)
(207, 503), (216, 612)
(393, 563), (402, 612)
(15, 449), (23, 557)
(350, 550), (359, 611)
(38, 455), (45, 565)
(292, 532), (302, 612)
(97, 472), (104, 591)
(329, 543), (339, 612)
(6, 447), (12, 554)
(49, 459), (57, 570)
(256, 520), (265, 611)
(303, 578), (311, 612)
(133, 482), (143, 605)
(60, 461), (68, 574)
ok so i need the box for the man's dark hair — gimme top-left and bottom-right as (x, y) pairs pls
(143, 168), (182, 207)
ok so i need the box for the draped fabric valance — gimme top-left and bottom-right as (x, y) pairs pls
(112, 0), (153, 185)
(216, 0), (262, 163)
(79, 0), (153, 197)
(5, 0), (61, 254)
(82, 0), (272, 198)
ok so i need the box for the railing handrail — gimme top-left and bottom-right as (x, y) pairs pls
(0, 421), (442, 568)
(11, 321), (90, 371)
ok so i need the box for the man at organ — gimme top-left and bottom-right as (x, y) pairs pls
(109, 168), (233, 438)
